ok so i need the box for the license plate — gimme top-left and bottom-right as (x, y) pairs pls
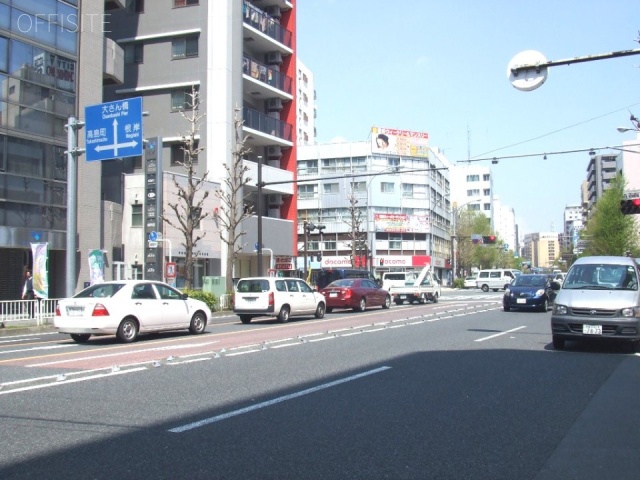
(399, 295), (407, 299)
(329, 293), (337, 298)
(516, 298), (526, 304)
(583, 324), (602, 335)
(66, 307), (84, 316)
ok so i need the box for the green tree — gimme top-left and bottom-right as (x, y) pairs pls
(582, 173), (640, 256)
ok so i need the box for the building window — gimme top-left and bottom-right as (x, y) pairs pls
(132, 204), (142, 227)
(172, 35), (199, 59)
(171, 143), (198, 165)
(323, 183), (339, 194)
(483, 188), (490, 196)
(381, 182), (395, 193)
(389, 234), (401, 250)
(171, 87), (197, 111)
(466, 174), (479, 182)
(350, 181), (366, 193)
(483, 203), (491, 211)
(298, 184), (317, 198)
(124, 43), (143, 64)
(174, 0), (198, 6)
(483, 174), (490, 181)
(467, 189), (480, 196)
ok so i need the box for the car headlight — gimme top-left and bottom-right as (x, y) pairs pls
(553, 304), (567, 315)
(535, 288), (545, 297)
(621, 306), (640, 318)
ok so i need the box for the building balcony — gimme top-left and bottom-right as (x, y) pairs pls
(243, 107), (293, 145)
(103, 37), (124, 85)
(242, 1), (293, 53)
(243, 56), (293, 97)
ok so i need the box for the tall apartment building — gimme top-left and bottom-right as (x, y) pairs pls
(103, 0), (298, 286)
(522, 232), (559, 269)
(297, 129), (453, 282)
(586, 152), (618, 216)
(449, 164), (493, 226)
(296, 59), (315, 145)
(0, 0), (123, 299)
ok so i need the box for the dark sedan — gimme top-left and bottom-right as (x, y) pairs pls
(320, 278), (391, 313)
(503, 274), (558, 312)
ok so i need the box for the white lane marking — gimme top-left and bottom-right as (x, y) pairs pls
(0, 367), (146, 395)
(27, 341), (219, 367)
(475, 326), (527, 342)
(0, 345), (75, 355)
(169, 366), (392, 433)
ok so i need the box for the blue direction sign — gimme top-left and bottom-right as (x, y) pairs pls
(85, 97), (143, 161)
(148, 231), (158, 241)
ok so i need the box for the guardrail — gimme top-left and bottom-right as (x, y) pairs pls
(0, 299), (59, 328)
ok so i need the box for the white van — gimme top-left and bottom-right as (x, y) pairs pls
(381, 271), (418, 291)
(551, 256), (640, 350)
(475, 269), (516, 292)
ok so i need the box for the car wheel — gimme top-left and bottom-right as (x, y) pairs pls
(277, 305), (290, 323)
(418, 294), (426, 304)
(481, 285), (489, 292)
(552, 336), (565, 350)
(503, 303), (511, 312)
(382, 295), (391, 309)
(189, 311), (207, 334)
(326, 307), (333, 313)
(239, 315), (252, 324)
(70, 333), (91, 343)
(432, 293), (438, 304)
(315, 302), (326, 319)
(539, 299), (548, 312)
(355, 297), (366, 312)
(117, 317), (139, 343)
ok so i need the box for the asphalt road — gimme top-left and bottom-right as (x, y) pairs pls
(1, 289), (639, 479)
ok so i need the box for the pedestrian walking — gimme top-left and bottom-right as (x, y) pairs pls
(22, 269), (36, 318)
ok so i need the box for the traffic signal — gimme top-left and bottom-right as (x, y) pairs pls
(620, 198), (640, 214)
(482, 235), (497, 244)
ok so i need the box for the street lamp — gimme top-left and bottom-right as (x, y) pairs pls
(257, 155), (263, 276)
(617, 127), (637, 133)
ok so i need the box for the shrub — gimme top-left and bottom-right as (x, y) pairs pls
(183, 289), (218, 311)
(453, 278), (465, 289)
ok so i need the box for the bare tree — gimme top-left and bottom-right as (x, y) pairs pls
(344, 184), (366, 268)
(162, 86), (209, 290)
(214, 107), (254, 293)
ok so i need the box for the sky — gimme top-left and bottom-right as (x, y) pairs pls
(295, 0), (640, 236)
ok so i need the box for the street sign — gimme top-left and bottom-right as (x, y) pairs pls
(85, 97), (143, 161)
(148, 241), (158, 248)
(148, 231), (157, 242)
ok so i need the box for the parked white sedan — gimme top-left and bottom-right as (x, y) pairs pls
(55, 280), (211, 343)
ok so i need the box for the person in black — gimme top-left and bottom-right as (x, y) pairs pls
(22, 270), (35, 318)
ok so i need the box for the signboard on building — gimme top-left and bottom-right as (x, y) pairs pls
(84, 97), (143, 161)
(374, 213), (429, 233)
(371, 126), (429, 157)
(274, 256), (294, 270)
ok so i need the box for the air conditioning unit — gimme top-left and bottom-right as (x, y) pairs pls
(268, 194), (283, 206)
(265, 5), (282, 18)
(267, 145), (282, 158)
(266, 51), (283, 65)
(267, 98), (283, 111)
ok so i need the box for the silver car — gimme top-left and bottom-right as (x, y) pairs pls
(551, 256), (640, 351)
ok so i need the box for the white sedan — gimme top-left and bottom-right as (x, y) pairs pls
(55, 280), (212, 343)
(464, 276), (478, 289)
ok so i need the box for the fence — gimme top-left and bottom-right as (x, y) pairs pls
(0, 298), (59, 328)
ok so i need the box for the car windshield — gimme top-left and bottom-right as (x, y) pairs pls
(512, 275), (546, 287)
(74, 283), (126, 298)
(327, 279), (355, 288)
(563, 264), (638, 290)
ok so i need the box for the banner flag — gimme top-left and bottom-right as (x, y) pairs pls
(30, 242), (49, 299)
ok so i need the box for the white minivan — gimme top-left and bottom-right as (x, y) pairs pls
(475, 269), (517, 292)
(234, 277), (326, 324)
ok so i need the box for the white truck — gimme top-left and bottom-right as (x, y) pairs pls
(387, 266), (441, 305)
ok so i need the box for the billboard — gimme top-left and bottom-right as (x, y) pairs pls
(374, 213), (430, 233)
(371, 126), (429, 157)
